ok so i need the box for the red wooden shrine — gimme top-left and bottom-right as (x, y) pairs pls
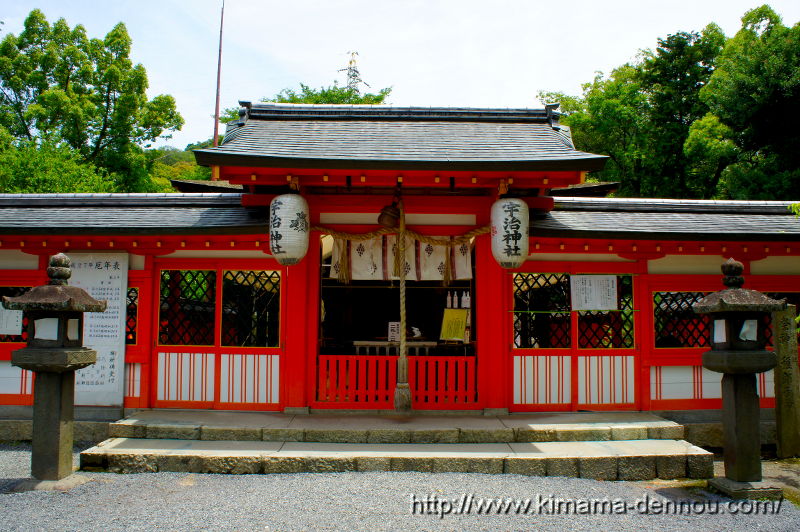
(0, 104), (798, 415)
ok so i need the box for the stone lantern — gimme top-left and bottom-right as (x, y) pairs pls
(1, 253), (106, 481)
(693, 258), (786, 499)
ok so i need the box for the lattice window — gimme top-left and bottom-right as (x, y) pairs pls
(513, 273), (571, 348)
(125, 287), (139, 345)
(0, 286), (29, 343)
(158, 270), (216, 346)
(653, 291), (710, 348)
(578, 275), (634, 348)
(222, 270), (281, 347)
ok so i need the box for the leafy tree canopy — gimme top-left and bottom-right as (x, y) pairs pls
(0, 125), (112, 193)
(0, 9), (184, 192)
(540, 4), (798, 201)
(700, 4), (800, 199)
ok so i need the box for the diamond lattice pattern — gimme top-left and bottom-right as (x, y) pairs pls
(653, 291), (710, 348)
(222, 270), (281, 347)
(159, 270), (216, 346)
(125, 287), (138, 345)
(513, 273), (571, 348)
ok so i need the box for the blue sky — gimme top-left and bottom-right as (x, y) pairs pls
(3, 1), (799, 149)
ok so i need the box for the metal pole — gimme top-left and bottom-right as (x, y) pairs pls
(212, 0), (225, 154)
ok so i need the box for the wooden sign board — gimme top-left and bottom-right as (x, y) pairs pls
(440, 308), (468, 342)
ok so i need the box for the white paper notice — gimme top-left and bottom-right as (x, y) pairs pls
(68, 253), (129, 406)
(0, 307), (23, 336)
(388, 322), (401, 342)
(570, 275), (618, 311)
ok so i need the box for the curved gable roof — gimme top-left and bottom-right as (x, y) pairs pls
(194, 104), (608, 172)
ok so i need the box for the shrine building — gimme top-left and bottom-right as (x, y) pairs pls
(0, 103), (798, 416)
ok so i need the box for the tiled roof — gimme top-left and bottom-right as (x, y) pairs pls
(0, 194), (797, 241)
(0, 194), (266, 235)
(194, 104), (608, 172)
(535, 198), (800, 241)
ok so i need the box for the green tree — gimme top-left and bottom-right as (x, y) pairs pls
(539, 65), (650, 195)
(636, 24), (725, 197)
(0, 9), (184, 192)
(700, 5), (800, 199)
(0, 126), (113, 193)
(540, 26), (725, 198)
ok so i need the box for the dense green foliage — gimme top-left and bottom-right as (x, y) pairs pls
(541, 4), (799, 200)
(700, 5), (800, 199)
(0, 127), (113, 192)
(0, 9), (183, 193)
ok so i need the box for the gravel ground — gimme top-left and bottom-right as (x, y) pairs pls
(1, 443), (799, 531)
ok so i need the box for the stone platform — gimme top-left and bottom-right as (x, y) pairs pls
(80, 438), (712, 480)
(107, 410), (685, 444)
(78, 410), (713, 480)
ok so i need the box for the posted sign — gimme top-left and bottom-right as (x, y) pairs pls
(69, 253), (129, 406)
(570, 275), (618, 311)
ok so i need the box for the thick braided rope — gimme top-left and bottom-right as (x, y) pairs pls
(398, 200), (408, 383)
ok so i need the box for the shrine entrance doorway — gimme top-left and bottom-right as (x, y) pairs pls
(313, 236), (479, 410)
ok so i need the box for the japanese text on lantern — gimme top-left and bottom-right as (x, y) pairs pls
(502, 202), (523, 256)
(270, 199), (285, 254)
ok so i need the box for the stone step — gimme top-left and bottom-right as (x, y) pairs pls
(108, 411), (684, 444)
(80, 438), (713, 481)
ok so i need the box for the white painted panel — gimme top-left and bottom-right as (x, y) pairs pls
(0, 250), (39, 269)
(513, 355), (569, 405)
(159, 250), (270, 259)
(129, 254), (146, 270)
(0, 361), (31, 395)
(651, 366), (694, 400)
(270, 356), (280, 403)
(759, 369), (775, 399)
(220, 353), (279, 404)
(124, 363), (141, 398)
(157, 352), (214, 402)
(750, 256), (800, 275)
(701, 368), (722, 399)
(579, 356), (634, 405)
(647, 255), (727, 274)
(320, 213), (476, 226)
(527, 253), (634, 263)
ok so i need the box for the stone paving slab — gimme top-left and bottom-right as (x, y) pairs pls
(106, 410), (684, 444)
(80, 437), (713, 480)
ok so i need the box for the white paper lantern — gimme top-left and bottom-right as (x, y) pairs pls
(490, 197), (529, 269)
(269, 193), (310, 265)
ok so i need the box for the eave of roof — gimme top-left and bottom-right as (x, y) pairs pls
(534, 211), (800, 242)
(0, 194), (797, 241)
(0, 194), (265, 235)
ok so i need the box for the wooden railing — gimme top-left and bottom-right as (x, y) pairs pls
(314, 355), (478, 409)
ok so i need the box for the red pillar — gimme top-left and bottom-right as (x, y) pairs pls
(476, 235), (510, 410)
(282, 232), (320, 409)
